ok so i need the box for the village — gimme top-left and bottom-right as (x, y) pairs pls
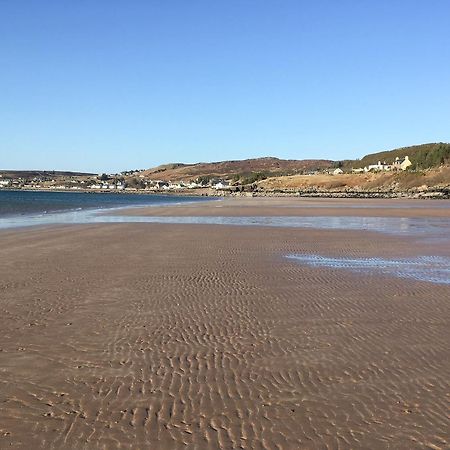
(0, 171), (233, 193)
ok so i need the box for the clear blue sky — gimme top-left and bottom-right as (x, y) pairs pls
(1, 1), (449, 173)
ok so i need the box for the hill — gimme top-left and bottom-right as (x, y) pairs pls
(139, 157), (334, 182)
(0, 170), (94, 179)
(137, 143), (450, 185)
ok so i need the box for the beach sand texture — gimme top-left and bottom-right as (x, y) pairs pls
(0, 198), (449, 449)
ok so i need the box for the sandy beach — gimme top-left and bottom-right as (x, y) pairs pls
(116, 196), (450, 218)
(0, 198), (449, 449)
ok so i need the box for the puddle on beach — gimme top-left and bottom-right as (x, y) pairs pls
(286, 254), (450, 285)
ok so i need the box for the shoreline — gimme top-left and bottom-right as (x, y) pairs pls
(2, 196), (450, 233)
(2, 185), (450, 199)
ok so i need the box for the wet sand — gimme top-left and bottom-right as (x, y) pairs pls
(0, 198), (449, 449)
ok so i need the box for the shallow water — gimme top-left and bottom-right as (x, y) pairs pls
(286, 254), (450, 285)
(1, 211), (450, 242)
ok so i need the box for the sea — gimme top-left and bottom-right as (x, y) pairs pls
(0, 190), (212, 229)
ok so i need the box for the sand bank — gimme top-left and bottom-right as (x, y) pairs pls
(116, 196), (450, 218)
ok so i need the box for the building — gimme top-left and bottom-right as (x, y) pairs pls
(360, 156), (412, 173)
(213, 181), (230, 190)
(364, 161), (390, 172)
(392, 156), (412, 171)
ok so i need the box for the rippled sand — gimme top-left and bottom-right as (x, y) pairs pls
(0, 198), (449, 449)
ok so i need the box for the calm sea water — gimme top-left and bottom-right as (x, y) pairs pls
(0, 190), (210, 218)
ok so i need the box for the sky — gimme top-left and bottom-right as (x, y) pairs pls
(1, 1), (449, 173)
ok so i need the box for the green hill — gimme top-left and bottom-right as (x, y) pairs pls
(345, 142), (450, 170)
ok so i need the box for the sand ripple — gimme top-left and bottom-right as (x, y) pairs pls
(0, 223), (449, 449)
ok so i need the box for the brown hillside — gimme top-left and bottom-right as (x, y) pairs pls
(140, 157), (333, 181)
(259, 166), (450, 192)
(0, 170), (94, 178)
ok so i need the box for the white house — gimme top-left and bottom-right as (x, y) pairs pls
(392, 156), (412, 171)
(364, 161), (390, 172)
(213, 181), (230, 190)
(333, 168), (344, 175)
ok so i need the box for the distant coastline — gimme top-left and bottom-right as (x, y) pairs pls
(2, 143), (449, 199)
